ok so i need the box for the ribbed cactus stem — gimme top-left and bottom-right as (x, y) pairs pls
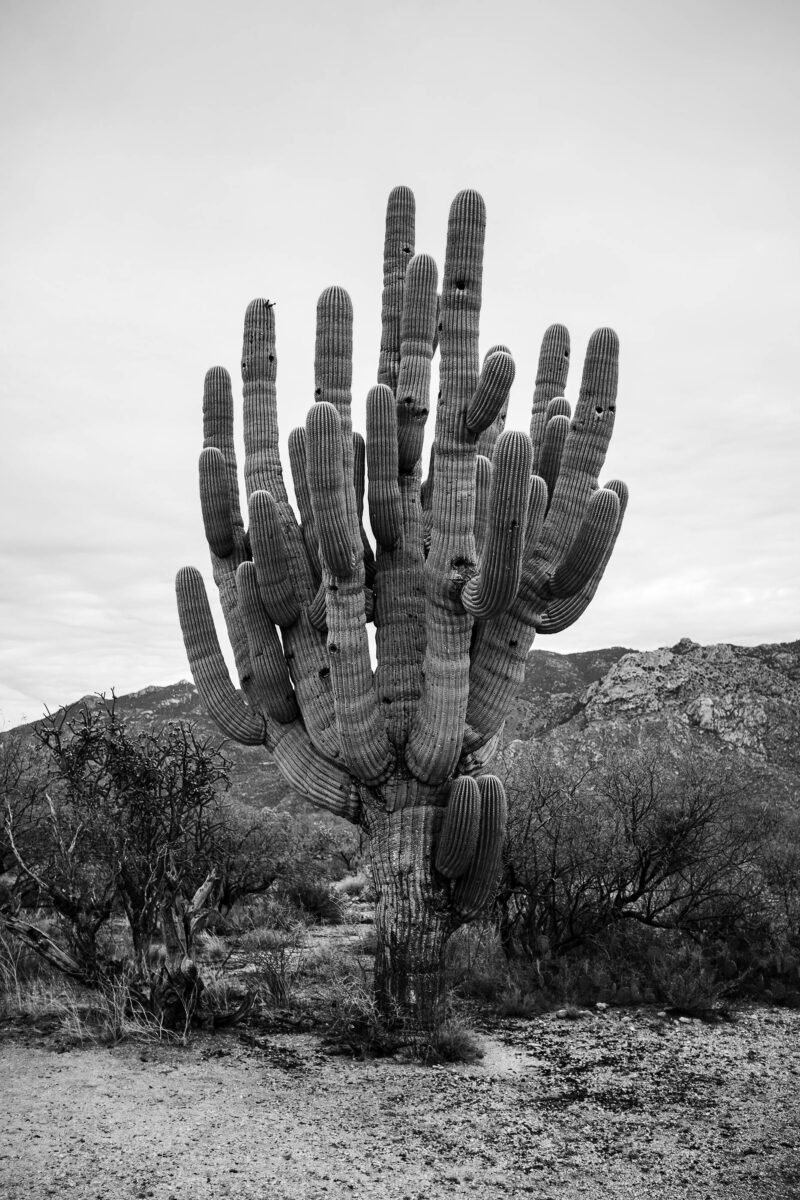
(466, 349), (516, 435)
(453, 775), (507, 919)
(529, 324), (571, 471)
(550, 487), (621, 599)
(287, 427), (321, 585)
(242, 300), (286, 504)
(176, 567), (265, 746)
(236, 562), (299, 723)
(435, 776), (481, 879)
(406, 190), (485, 784)
(474, 455), (492, 559)
(462, 431), (532, 621)
(366, 385), (403, 548)
(199, 447), (235, 559)
(379, 186), (415, 392)
(395, 254), (438, 472)
(538, 414), (570, 503)
(306, 403), (353, 578)
(537, 479), (629, 634)
(249, 490), (301, 627)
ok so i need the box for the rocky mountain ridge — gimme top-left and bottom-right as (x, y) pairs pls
(5, 637), (799, 810)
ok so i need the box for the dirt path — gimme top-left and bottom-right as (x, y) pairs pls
(2, 1006), (799, 1200)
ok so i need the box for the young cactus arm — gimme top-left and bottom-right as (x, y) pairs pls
(378, 185), (415, 392)
(176, 566), (265, 745)
(453, 775), (507, 920)
(536, 479), (629, 634)
(461, 430), (532, 622)
(474, 344), (513, 459)
(529, 324), (571, 471)
(435, 775), (481, 878)
(466, 349), (516, 439)
(406, 190), (486, 785)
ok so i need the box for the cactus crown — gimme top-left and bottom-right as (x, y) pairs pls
(176, 187), (627, 905)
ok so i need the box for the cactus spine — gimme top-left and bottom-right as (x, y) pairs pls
(177, 187), (627, 1028)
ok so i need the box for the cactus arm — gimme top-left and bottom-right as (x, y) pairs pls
(248, 490), (301, 627)
(538, 411), (570, 502)
(373, 237), (437, 749)
(366, 385), (403, 549)
(177, 570), (359, 821)
(462, 331), (623, 756)
(474, 344), (513, 459)
(549, 486), (621, 599)
(287, 427), (322, 586)
(536, 478), (629, 634)
(176, 566), (265, 745)
(378, 186), (415, 391)
(270, 724), (361, 822)
(466, 349), (516, 439)
(307, 294), (394, 785)
(534, 328), (620, 567)
(461, 430), (532, 622)
(199, 448), (235, 558)
(406, 190), (486, 784)
(529, 324), (571, 471)
(435, 776), (481, 878)
(394, 254), (438, 472)
(453, 775), (507, 919)
(197, 368), (255, 692)
(236, 562), (299, 723)
(473, 455), (492, 560)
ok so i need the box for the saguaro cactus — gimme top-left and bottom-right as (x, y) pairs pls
(176, 187), (627, 1028)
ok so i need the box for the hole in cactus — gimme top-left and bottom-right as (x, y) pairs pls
(318, 666), (331, 680)
(315, 387), (322, 397)
(438, 322), (443, 332)
(510, 520), (519, 530)
(329, 643), (338, 654)
(564, 349), (569, 358)
(382, 696), (391, 704)
(595, 405), (604, 415)
(509, 639), (518, 648)
(402, 244), (411, 254)
(269, 355), (274, 362)
(455, 280), (466, 290)
(403, 396), (413, 406)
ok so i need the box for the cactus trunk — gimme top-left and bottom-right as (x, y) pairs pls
(363, 797), (453, 1030)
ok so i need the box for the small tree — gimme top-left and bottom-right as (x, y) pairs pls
(4, 699), (230, 979)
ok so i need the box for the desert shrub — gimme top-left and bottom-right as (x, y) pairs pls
(334, 872), (371, 899)
(421, 1020), (485, 1065)
(283, 880), (346, 925)
(498, 739), (776, 962)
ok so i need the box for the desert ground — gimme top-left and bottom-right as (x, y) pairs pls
(2, 1001), (799, 1200)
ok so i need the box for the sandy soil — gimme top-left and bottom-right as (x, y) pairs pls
(2, 1004), (799, 1200)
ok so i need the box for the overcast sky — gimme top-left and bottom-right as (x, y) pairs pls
(1, 0), (797, 724)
